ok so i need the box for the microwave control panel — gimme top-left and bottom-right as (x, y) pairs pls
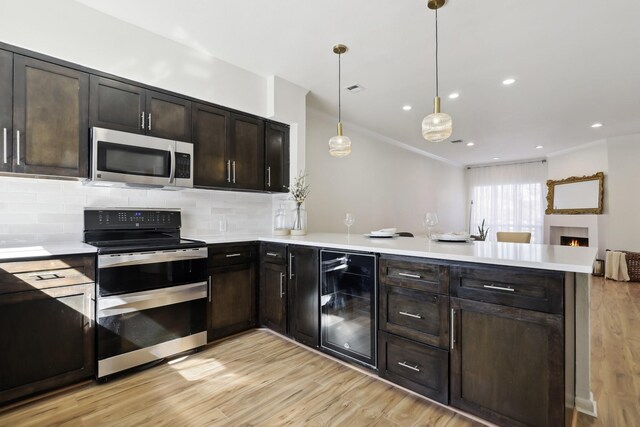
(175, 153), (191, 179)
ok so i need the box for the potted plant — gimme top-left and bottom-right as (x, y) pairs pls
(289, 171), (310, 236)
(472, 219), (489, 241)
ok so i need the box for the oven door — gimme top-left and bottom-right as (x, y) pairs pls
(91, 127), (176, 187)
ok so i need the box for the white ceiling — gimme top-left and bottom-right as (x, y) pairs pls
(76, 0), (640, 166)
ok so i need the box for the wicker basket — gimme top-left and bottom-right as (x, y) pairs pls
(624, 251), (640, 282)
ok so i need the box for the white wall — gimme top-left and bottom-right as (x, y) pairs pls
(305, 109), (465, 235)
(606, 133), (640, 251)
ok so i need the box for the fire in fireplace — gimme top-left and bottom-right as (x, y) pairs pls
(560, 236), (589, 247)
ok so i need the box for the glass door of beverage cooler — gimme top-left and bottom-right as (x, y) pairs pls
(320, 250), (377, 368)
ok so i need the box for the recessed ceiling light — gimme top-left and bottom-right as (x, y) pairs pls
(502, 78), (516, 85)
(493, 157), (500, 160)
(402, 105), (412, 111)
(591, 122), (603, 128)
(448, 92), (459, 99)
(466, 142), (475, 147)
(536, 145), (544, 149)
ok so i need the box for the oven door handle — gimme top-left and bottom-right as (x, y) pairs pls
(97, 282), (207, 317)
(98, 247), (208, 268)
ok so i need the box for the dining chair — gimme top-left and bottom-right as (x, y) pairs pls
(496, 232), (531, 243)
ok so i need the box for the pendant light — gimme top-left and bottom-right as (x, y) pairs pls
(422, 0), (452, 142)
(328, 44), (351, 157)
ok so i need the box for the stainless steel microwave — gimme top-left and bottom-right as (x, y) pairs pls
(88, 127), (193, 189)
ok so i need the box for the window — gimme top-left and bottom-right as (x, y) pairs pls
(466, 161), (547, 243)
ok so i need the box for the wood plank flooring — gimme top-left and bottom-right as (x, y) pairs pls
(0, 330), (482, 426)
(577, 277), (640, 427)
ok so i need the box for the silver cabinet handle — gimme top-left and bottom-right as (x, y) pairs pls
(398, 361), (420, 372)
(16, 130), (20, 165)
(289, 253), (294, 279)
(227, 160), (231, 183)
(2, 128), (6, 164)
(267, 166), (271, 187)
(208, 275), (212, 303)
(148, 113), (152, 131)
(232, 160), (236, 183)
(266, 252), (278, 257)
(141, 111), (145, 129)
(225, 253), (242, 258)
(483, 284), (515, 292)
(399, 311), (422, 319)
(398, 272), (421, 279)
(450, 308), (456, 350)
(279, 272), (285, 298)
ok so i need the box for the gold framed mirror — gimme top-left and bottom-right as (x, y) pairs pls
(545, 172), (604, 214)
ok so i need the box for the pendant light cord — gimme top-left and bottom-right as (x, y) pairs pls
(435, 7), (439, 97)
(338, 52), (342, 122)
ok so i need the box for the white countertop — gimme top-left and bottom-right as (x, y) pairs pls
(0, 242), (97, 261)
(190, 232), (597, 274)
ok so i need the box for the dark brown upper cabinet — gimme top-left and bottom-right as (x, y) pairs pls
(0, 50), (12, 173)
(89, 76), (191, 142)
(230, 113), (264, 191)
(13, 55), (89, 177)
(193, 103), (230, 188)
(264, 122), (289, 193)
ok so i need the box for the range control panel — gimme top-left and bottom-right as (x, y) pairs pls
(84, 208), (181, 230)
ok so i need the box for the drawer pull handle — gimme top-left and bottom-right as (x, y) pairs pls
(399, 311), (422, 319)
(225, 253), (242, 258)
(483, 284), (515, 292)
(398, 361), (421, 372)
(398, 272), (421, 279)
(266, 252), (279, 257)
(34, 273), (63, 281)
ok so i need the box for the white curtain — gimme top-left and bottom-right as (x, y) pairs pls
(466, 161), (547, 243)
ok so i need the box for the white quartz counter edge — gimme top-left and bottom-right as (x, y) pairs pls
(0, 242), (97, 261)
(190, 233), (597, 274)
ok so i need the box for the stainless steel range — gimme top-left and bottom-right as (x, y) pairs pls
(83, 208), (208, 379)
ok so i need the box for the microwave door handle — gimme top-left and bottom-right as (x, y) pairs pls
(169, 144), (176, 184)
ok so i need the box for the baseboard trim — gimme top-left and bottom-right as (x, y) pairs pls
(575, 393), (598, 417)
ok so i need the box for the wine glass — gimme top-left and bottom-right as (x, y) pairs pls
(423, 212), (439, 239)
(344, 213), (355, 236)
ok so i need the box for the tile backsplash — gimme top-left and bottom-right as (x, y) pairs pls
(0, 176), (274, 245)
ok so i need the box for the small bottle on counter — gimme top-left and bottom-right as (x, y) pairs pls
(273, 204), (290, 236)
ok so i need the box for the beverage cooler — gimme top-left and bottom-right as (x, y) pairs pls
(320, 250), (377, 369)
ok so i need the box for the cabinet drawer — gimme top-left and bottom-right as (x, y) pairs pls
(380, 284), (449, 349)
(451, 264), (563, 314)
(378, 331), (448, 404)
(379, 256), (449, 295)
(261, 243), (287, 265)
(0, 256), (95, 295)
(208, 244), (256, 268)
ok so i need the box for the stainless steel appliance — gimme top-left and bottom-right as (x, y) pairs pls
(84, 208), (207, 379)
(88, 127), (193, 189)
(320, 250), (377, 369)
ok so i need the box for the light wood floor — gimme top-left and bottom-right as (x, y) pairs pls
(0, 330), (483, 426)
(577, 277), (640, 427)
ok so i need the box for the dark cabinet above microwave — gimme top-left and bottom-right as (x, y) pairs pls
(89, 76), (191, 142)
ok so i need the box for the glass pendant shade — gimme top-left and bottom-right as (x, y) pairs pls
(422, 96), (452, 142)
(329, 122), (352, 157)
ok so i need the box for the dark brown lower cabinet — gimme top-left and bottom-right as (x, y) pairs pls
(206, 244), (257, 342)
(450, 297), (564, 427)
(259, 261), (287, 335)
(287, 246), (319, 347)
(378, 331), (448, 404)
(0, 282), (94, 404)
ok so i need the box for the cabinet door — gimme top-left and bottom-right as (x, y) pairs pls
(288, 246), (319, 347)
(13, 55), (89, 177)
(450, 297), (564, 427)
(230, 113), (264, 190)
(0, 284), (94, 404)
(207, 263), (256, 342)
(89, 75), (145, 134)
(259, 262), (287, 334)
(146, 90), (191, 142)
(265, 122), (289, 192)
(0, 50), (12, 173)
(193, 103), (230, 188)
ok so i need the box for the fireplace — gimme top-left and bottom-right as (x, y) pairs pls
(560, 236), (589, 247)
